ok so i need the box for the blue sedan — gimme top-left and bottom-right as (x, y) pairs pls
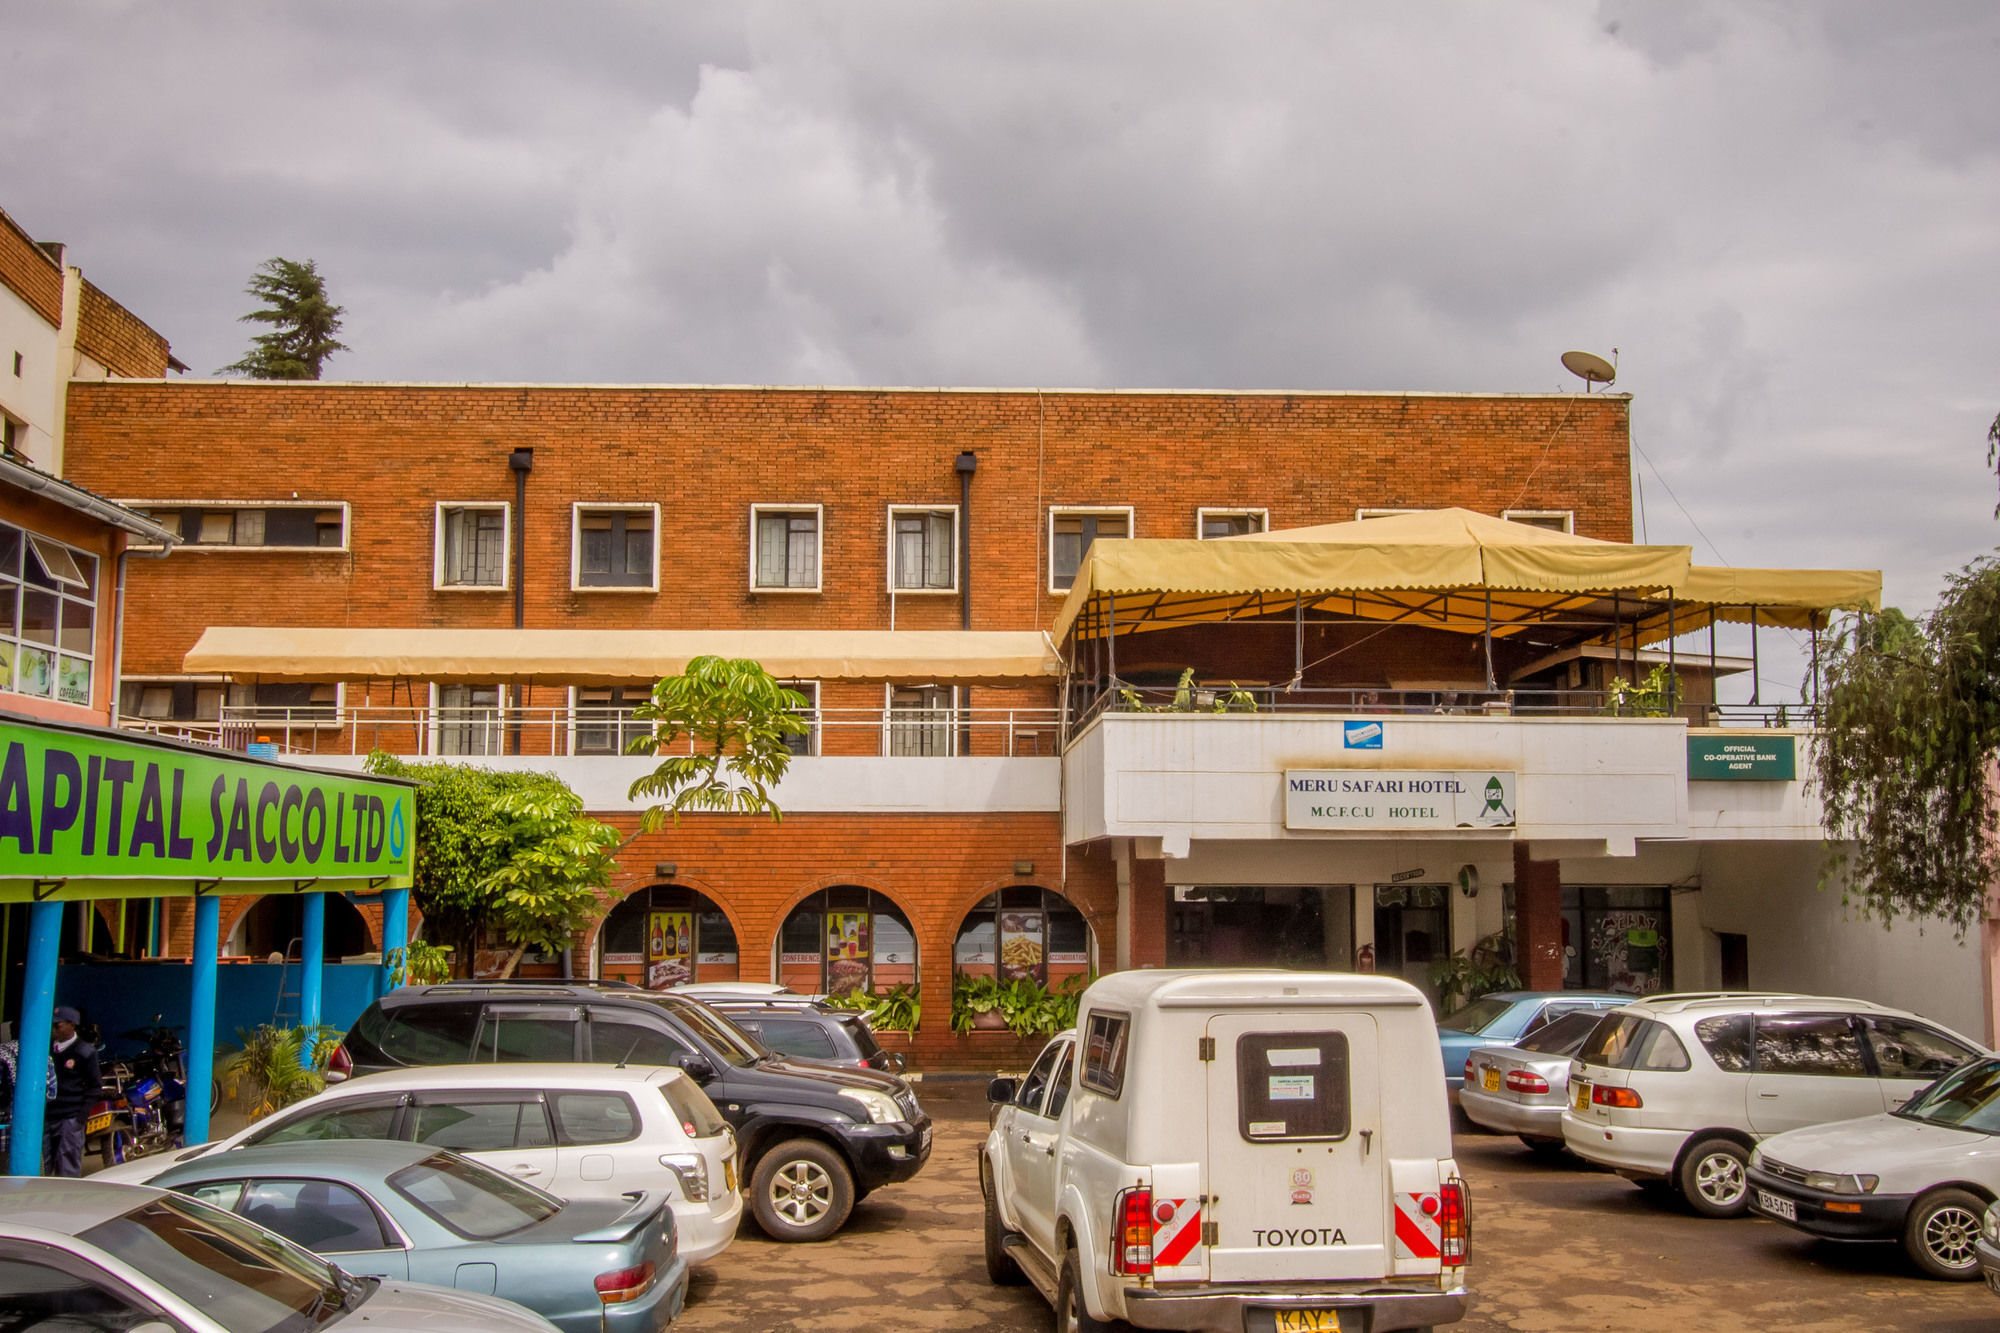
(150, 1140), (686, 1333)
(1438, 990), (1631, 1096)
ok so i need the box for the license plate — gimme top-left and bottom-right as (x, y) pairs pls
(1273, 1310), (1342, 1332)
(1482, 1068), (1500, 1092)
(919, 1124), (932, 1153)
(86, 1113), (114, 1136)
(1757, 1190), (1797, 1222)
(1572, 1081), (1590, 1112)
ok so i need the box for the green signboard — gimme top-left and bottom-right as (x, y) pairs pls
(1687, 734), (1797, 781)
(0, 719), (414, 888)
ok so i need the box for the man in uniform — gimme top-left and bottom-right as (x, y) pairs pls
(45, 1006), (102, 1177)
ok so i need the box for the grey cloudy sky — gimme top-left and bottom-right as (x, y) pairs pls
(7, 2), (1998, 697)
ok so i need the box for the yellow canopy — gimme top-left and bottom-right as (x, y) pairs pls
(1630, 566), (1883, 645)
(184, 627), (1061, 684)
(1050, 508), (1691, 643)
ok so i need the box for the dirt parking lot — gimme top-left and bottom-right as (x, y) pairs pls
(673, 1082), (2000, 1333)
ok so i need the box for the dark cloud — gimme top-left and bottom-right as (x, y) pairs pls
(4, 1), (1998, 697)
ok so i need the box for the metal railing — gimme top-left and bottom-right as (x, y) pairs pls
(122, 704), (1066, 760)
(1073, 682), (1814, 731)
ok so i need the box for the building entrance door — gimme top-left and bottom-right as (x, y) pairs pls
(1372, 884), (1449, 1003)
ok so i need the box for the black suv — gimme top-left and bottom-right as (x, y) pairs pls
(696, 997), (907, 1075)
(335, 982), (931, 1242)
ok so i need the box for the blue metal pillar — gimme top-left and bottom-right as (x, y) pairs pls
(379, 889), (409, 997)
(299, 892), (325, 1068)
(8, 900), (63, 1176)
(185, 895), (220, 1145)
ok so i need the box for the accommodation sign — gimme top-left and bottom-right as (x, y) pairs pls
(0, 720), (413, 881)
(1284, 769), (1517, 831)
(1687, 735), (1796, 781)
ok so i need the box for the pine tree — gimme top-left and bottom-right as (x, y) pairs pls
(217, 257), (349, 379)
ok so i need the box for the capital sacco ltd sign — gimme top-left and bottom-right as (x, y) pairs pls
(1284, 769), (1517, 831)
(0, 720), (413, 883)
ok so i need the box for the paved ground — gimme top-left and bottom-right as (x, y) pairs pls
(674, 1083), (2000, 1333)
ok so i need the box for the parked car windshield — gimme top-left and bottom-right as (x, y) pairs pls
(1439, 997), (1516, 1035)
(1514, 1010), (1605, 1056)
(1895, 1059), (2000, 1134)
(388, 1151), (563, 1239)
(662, 1075), (730, 1138)
(80, 1194), (350, 1333)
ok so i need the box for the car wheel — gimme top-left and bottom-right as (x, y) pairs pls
(1677, 1137), (1750, 1218)
(1054, 1244), (1112, 1333)
(1903, 1187), (1986, 1280)
(749, 1139), (854, 1243)
(1519, 1135), (1567, 1159)
(983, 1164), (1025, 1285)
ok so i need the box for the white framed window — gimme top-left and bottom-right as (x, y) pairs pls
(884, 684), (957, 757)
(571, 503), (659, 591)
(430, 682), (505, 756)
(1, 521), (99, 706)
(435, 503), (510, 590)
(570, 684), (651, 756)
(1502, 509), (1575, 534)
(124, 501), (350, 551)
(887, 505), (958, 593)
(226, 680), (345, 728)
(1049, 506), (1133, 592)
(1355, 507), (1422, 521)
(751, 505), (823, 593)
(781, 680), (820, 757)
(1196, 508), (1268, 539)
(119, 676), (229, 724)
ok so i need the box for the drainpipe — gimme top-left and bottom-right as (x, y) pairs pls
(508, 448), (534, 755)
(955, 451), (977, 756)
(109, 541), (176, 728)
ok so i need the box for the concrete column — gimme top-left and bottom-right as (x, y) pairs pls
(185, 895), (220, 1145)
(299, 893), (325, 1066)
(380, 888), (410, 997)
(8, 900), (63, 1176)
(1114, 841), (1133, 972)
(1513, 843), (1564, 990)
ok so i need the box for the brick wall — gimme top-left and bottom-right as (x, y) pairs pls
(0, 207), (62, 328)
(76, 280), (173, 379)
(62, 382), (1633, 678)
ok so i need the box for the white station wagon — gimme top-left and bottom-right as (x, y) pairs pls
(93, 1063), (744, 1264)
(1561, 993), (1987, 1218)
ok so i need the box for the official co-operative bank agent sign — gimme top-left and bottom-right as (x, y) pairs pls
(0, 718), (413, 887)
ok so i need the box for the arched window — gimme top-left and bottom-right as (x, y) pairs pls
(598, 885), (739, 989)
(774, 886), (916, 997)
(954, 887), (1093, 988)
(226, 894), (373, 962)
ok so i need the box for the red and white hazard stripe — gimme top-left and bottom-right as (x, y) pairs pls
(1151, 1198), (1203, 1270)
(1393, 1192), (1442, 1262)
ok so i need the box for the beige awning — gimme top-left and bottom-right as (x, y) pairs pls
(1630, 566), (1883, 644)
(183, 627), (1061, 684)
(1050, 508), (1692, 643)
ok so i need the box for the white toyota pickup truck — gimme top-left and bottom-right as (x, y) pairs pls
(980, 970), (1469, 1332)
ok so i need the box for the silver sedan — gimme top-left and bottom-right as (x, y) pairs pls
(1457, 1009), (1609, 1154)
(0, 1177), (560, 1333)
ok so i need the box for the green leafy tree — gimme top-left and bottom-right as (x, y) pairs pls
(1814, 411), (2000, 936)
(218, 257), (349, 379)
(627, 655), (809, 830)
(365, 755), (619, 976)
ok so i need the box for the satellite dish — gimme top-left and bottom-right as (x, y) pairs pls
(1561, 349), (1617, 390)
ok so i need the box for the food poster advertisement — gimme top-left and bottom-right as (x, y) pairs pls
(826, 911), (871, 995)
(1000, 909), (1046, 982)
(646, 910), (693, 990)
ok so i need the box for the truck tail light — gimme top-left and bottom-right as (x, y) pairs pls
(594, 1261), (655, 1304)
(1438, 1178), (1469, 1268)
(1504, 1070), (1549, 1094)
(1592, 1086), (1643, 1109)
(1110, 1187), (1154, 1276)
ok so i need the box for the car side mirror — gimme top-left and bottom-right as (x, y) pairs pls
(888, 1052), (907, 1075)
(678, 1053), (716, 1084)
(987, 1077), (1017, 1105)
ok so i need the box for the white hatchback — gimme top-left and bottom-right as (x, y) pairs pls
(93, 1063), (744, 1264)
(1560, 993), (1987, 1218)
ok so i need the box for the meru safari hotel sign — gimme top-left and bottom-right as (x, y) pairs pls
(0, 717), (413, 898)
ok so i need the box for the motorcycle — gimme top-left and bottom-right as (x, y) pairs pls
(92, 1018), (217, 1169)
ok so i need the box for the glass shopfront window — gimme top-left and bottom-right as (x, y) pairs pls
(0, 521), (99, 706)
(598, 885), (740, 988)
(776, 886), (917, 997)
(954, 887), (1094, 989)
(1500, 883), (1673, 995)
